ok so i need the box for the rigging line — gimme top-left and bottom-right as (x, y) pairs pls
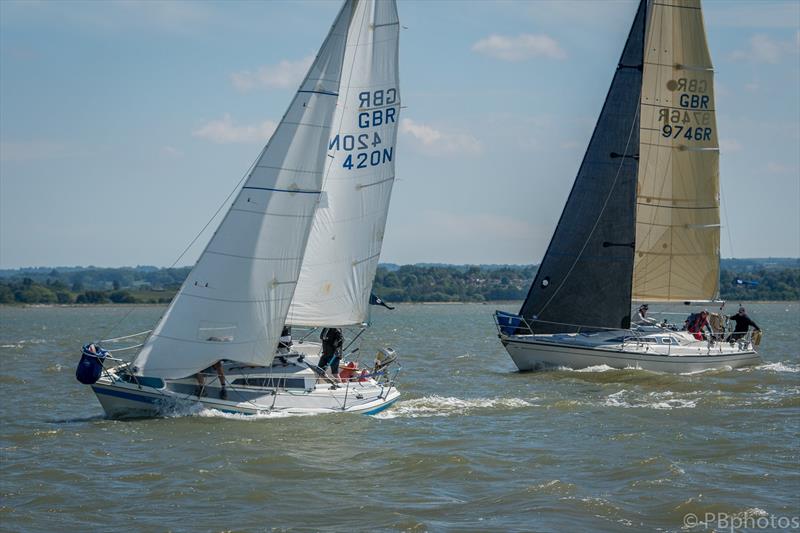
(100, 330), (152, 343)
(719, 172), (736, 267)
(523, 0), (647, 319)
(98, 150), (261, 344)
(538, 95), (642, 317)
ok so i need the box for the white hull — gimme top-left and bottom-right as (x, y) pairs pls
(90, 349), (400, 418)
(501, 330), (760, 373)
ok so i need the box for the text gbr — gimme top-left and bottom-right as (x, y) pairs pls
(329, 89), (397, 170)
(660, 77), (713, 142)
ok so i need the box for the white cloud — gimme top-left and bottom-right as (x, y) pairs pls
(730, 34), (797, 64)
(12, 0), (215, 33)
(719, 139), (743, 153)
(0, 141), (78, 162)
(192, 114), (277, 144)
(472, 33), (566, 62)
(400, 118), (482, 156)
(766, 162), (793, 174)
(119, 0), (212, 31)
(559, 140), (581, 150)
(231, 55), (314, 91)
(161, 145), (183, 157)
(704, 3), (800, 29)
(387, 209), (552, 264)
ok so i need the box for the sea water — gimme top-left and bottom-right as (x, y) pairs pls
(1, 302), (798, 531)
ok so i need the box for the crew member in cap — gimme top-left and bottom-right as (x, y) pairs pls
(727, 306), (760, 343)
(635, 304), (657, 325)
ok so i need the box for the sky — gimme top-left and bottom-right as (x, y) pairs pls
(1, 0), (798, 269)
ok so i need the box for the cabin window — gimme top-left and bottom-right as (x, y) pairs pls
(232, 378), (307, 389)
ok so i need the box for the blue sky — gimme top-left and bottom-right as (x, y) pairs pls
(1, 0), (798, 269)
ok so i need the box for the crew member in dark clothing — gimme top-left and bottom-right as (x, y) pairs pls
(318, 328), (343, 377)
(727, 307), (760, 342)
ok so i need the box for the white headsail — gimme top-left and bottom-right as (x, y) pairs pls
(287, 0), (401, 327)
(633, 0), (720, 302)
(133, 2), (355, 379)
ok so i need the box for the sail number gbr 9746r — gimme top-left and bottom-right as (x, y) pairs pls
(660, 77), (713, 142)
(329, 88), (397, 170)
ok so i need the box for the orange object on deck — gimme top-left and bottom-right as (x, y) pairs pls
(339, 361), (359, 381)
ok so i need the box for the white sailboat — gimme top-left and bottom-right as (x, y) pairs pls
(495, 0), (761, 373)
(78, 0), (403, 417)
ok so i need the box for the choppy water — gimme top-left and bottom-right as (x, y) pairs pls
(1, 302), (798, 532)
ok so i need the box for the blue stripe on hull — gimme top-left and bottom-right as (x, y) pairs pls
(361, 396), (400, 415)
(93, 385), (161, 404)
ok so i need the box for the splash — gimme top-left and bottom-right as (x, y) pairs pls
(159, 402), (313, 420)
(754, 362), (800, 373)
(681, 366), (732, 376)
(571, 364), (616, 373)
(603, 389), (697, 410)
(376, 395), (534, 419)
(193, 408), (301, 420)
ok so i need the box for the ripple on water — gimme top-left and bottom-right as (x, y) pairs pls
(602, 389), (699, 410)
(0, 303), (797, 531)
(0, 338), (48, 348)
(751, 361), (800, 373)
(0, 374), (27, 385)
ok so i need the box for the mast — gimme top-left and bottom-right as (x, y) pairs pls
(287, 0), (401, 328)
(133, 1), (355, 379)
(633, 0), (720, 302)
(518, 0), (648, 334)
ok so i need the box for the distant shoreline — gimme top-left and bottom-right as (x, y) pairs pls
(2, 300), (797, 309)
(3, 261), (798, 304)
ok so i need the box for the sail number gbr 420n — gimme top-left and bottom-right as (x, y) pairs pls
(329, 88), (397, 170)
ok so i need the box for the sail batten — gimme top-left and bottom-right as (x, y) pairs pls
(287, 0), (401, 328)
(633, 0), (720, 303)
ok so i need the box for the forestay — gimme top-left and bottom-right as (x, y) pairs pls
(633, 0), (720, 302)
(287, 0), (400, 327)
(133, 2), (354, 379)
(518, 0), (647, 334)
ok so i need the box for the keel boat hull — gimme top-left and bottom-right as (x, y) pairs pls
(501, 332), (760, 373)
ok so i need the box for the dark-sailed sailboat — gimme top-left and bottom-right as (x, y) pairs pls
(495, 0), (761, 373)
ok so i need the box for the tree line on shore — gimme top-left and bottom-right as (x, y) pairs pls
(1, 262), (797, 304)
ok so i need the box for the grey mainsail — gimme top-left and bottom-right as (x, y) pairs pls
(518, 0), (647, 334)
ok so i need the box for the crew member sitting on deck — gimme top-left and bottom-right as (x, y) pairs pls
(727, 306), (760, 343)
(635, 304), (657, 325)
(195, 361), (227, 399)
(686, 310), (712, 341)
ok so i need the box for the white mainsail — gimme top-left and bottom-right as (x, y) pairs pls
(287, 0), (400, 327)
(133, 2), (355, 379)
(633, 0), (720, 302)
